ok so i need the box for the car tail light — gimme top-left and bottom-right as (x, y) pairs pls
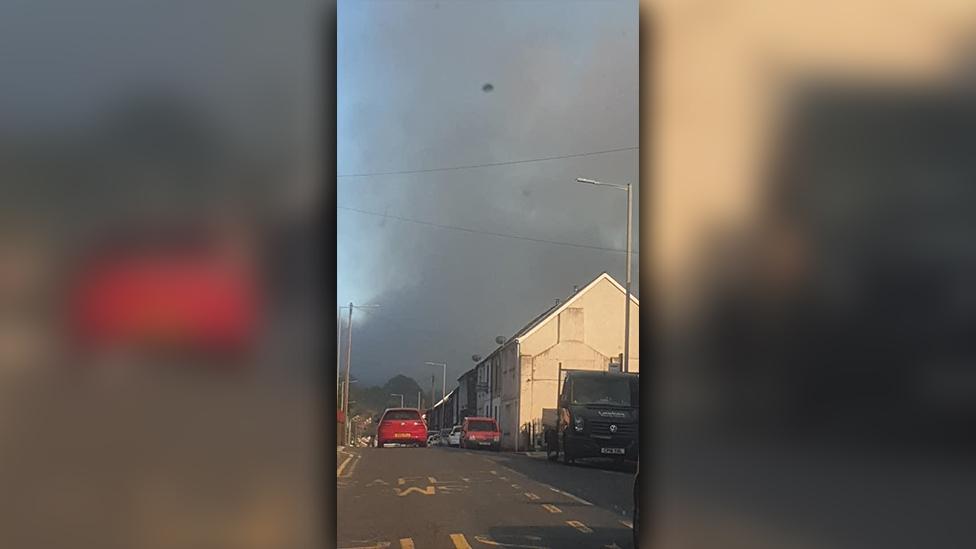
(492, 435), (500, 442)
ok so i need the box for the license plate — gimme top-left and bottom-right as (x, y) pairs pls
(601, 447), (625, 455)
(394, 433), (410, 438)
(479, 441), (490, 445)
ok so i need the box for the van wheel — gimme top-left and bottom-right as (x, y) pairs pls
(546, 432), (558, 461)
(560, 438), (575, 465)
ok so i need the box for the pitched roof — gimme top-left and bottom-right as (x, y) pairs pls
(466, 272), (638, 375)
(514, 271), (638, 343)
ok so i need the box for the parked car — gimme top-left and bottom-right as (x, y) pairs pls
(460, 417), (500, 451)
(427, 433), (441, 446)
(447, 425), (462, 447)
(376, 408), (428, 448)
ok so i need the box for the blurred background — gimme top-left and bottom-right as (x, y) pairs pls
(644, 0), (976, 547)
(3, 0), (976, 547)
(0, 1), (323, 548)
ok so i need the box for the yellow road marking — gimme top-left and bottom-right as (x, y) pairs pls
(337, 453), (354, 476)
(398, 478), (406, 485)
(511, 484), (521, 489)
(542, 504), (562, 513)
(450, 533), (473, 549)
(524, 492), (540, 500)
(344, 454), (361, 477)
(472, 535), (549, 548)
(399, 538), (415, 549)
(489, 470), (498, 475)
(566, 520), (593, 534)
(395, 485), (435, 496)
(338, 543), (390, 549)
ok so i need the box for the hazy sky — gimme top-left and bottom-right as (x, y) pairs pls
(338, 0), (638, 387)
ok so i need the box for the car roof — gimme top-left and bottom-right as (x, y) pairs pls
(464, 416), (497, 422)
(381, 408), (421, 417)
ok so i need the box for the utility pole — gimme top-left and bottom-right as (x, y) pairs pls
(343, 302), (353, 445)
(338, 303), (379, 446)
(337, 307), (344, 410)
(426, 362), (447, 407)
(418, 391), (422, 409)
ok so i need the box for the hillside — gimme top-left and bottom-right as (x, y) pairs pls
(348, 374), (434, 418)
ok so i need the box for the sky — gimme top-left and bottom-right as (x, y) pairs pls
(338, 0), (639, 387)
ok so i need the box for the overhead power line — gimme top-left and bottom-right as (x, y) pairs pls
(336, 146), (638, 178)
(337, 205), (638, 256)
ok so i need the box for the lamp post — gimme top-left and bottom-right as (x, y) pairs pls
(391, 393), (404, 408)
(576, 177), (633, 372)
(340, 302), (380, 445)
(426, 361), (447, 403)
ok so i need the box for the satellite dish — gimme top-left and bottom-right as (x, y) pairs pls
(495, 336), (506, 345)
(482, 83), (494, 92)
(471, 354), (481, 362)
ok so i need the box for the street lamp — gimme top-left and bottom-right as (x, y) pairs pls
(391, 393), (404, 408)
(426, 361), (447, 403)
(340, 302), (380, 445)
(338, 377), (358, 409)
(576, 177), (633, 372)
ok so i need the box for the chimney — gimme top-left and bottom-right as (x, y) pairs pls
(573, 285), (579, 293)
(554, 299), (560, 306)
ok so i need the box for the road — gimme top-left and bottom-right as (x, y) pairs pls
(337, 445), (636, 549)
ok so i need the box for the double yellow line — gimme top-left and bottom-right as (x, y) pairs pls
(394, 534), (470, 549)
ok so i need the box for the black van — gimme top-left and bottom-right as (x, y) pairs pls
(545, 370), (639, 463)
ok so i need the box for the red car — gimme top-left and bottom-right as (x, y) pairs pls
(459, 417), (500, 451)
(376, 408), (428, 448)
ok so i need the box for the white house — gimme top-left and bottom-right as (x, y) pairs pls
(474, 272), (639, 451)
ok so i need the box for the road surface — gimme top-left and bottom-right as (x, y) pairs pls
(337, 445), (635, 548)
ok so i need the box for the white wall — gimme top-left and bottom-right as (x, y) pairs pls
(515, 276), (640, 449)
(520, 277), (639, 372)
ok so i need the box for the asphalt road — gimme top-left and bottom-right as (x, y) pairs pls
(337, 445), (636, 549)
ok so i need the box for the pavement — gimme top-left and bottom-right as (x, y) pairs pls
(337, 445), (636, 548)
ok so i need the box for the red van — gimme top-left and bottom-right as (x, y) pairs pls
(460, 417), (501, 451)
(376, 408), (428, 448)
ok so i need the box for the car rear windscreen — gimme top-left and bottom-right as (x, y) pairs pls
(383, 410), (421, 421)
(467, 421), (496, 431)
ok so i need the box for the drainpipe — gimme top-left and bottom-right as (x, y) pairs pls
(515, 341), (521, 453)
